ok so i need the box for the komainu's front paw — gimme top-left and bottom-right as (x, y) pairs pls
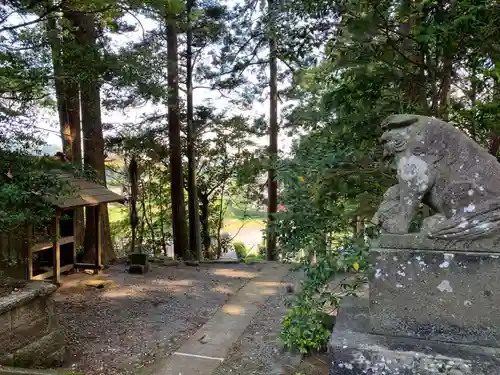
(381, 217), (410, 234)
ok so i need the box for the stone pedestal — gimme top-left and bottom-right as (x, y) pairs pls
(328, 234), (500, 375)
(128, 253), (150, 274)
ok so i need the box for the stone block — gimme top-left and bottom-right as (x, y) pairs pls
(129, 253), (150, 274)
(1, 330), (66, 368)
(329, 293), (500, 375)
(0, 311), (11, 335)
(0, 282), (64, 369)
(370, 247), (500, 347)
(128, 264), (149, 274)
(10, 298), (47, 329)
(8, 316), (50, 353)
(374, 233), (500, 253)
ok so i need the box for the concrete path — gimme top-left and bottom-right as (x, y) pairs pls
(157, 263), (291, 375)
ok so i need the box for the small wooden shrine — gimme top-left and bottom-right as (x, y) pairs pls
(25, 173), (125, 284)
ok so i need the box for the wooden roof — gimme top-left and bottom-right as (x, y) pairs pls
(50, 173), (125, 209)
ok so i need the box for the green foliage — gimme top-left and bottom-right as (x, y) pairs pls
(0, 149), (76, 236)
(280, 238), (369, 353)
(280, 305), (330, 354)
(276, 0), (500, 356)
(233, 241), (248, 259)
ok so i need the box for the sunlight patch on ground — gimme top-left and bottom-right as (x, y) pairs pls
(102, 288), (140, 298)
(150, 279), (195, 287)
(212, 285), (234, 295)
(222, 304), (245, 315)
(211, 269), (257, 279)
(259, 288), (279, 296)
(255, 281), (283, 288)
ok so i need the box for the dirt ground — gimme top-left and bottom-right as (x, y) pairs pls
(289, 354), (329, 375)
(212, 269), (306, 375)
(54, 261), (264, 375)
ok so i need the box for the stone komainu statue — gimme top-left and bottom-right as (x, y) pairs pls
(372, 114), (500, 240)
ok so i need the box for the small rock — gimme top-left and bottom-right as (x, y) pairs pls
(198, 334), (208, 344)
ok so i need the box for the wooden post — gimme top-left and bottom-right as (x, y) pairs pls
(26, 224), (33, 280)
(95, 205), (102, 273)
(72, 209), (77, 266)
(52, 212), (61, 285)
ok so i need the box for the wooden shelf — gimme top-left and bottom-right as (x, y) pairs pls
(31, 264), (74, 281)
(32, 236), (74, 253)
(75, 263), (104, 270)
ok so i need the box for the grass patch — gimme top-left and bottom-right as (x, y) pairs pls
(225, 205), (267, 220)
(108, 205), (128, 224)
(223, 218), (265, 232)
(242, 254), (265, 263)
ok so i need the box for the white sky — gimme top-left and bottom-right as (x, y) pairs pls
(36, 11), (294, 155)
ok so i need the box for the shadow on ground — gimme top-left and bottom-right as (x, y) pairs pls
(54, 262), (265, 375)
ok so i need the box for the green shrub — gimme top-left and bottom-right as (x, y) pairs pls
(280, 305), (331, 354)
(233, 241), (248, 259)
(279, 238), (369, 354)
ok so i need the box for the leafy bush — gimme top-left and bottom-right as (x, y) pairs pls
(279, 238), (369, 353)
(280, 305), (331, 354)
(219, 232), (232, 253)
(233, 241), (248, 259)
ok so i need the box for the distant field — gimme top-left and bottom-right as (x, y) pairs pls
(108, 205), (267, 229)
(223, 218), (265, 232)
(108, 205), (127, 223)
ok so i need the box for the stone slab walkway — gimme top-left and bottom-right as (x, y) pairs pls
(156, 263), (291, 375)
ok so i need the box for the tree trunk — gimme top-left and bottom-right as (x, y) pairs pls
(266, 0), (278, 261)
(47, 7), (84, 250)
(488, 73), (500, 158)
(186, 0), (202, 261)
(398, 0), (427, 110)
(199, 192), (211, 259)
(166, 5), (188, 260)
(67, 10), (115, 264)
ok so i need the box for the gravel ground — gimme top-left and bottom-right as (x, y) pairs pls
(211, 268), (304, 375)
(53, 262), (262, 375)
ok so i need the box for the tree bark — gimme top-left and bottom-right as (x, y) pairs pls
(166, 5), (188, 260)
(199, 192), (211, 258)
(67, 10), (115, 264)
(186, 0), (202, 261)
(266, 0), (278, 261)
(47, 7), (84, 249)
(398, 0), (427, 110)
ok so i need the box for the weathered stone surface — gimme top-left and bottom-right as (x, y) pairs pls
(0, 282), (56, 316)
(10, 298), (47, 329)
(375, 233), (500, 252)
(8, 317), (50, 353)
(0, 281), (65, 368)
(329, 291), (500, 375)
(1, 330), (65, 367)
(0, 365), (79, 375)
(372, 114), (500, 241)
(369, 247), (500, 347)
(0, 309), (10, 335)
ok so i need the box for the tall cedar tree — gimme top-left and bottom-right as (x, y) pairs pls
(166, 4), (189, 260)
(206, 0), (288, 260)
(186, 0), (202, 261)
(65, 9), (116, 263)
(267, 0), (278, 260)
(47, 6), (84, 247)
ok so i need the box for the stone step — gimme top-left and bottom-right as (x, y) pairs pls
(329, 292), (500, 375)
(0, 366), (83, 375)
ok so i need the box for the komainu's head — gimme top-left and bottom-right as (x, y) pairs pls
(379, 114), (420, 161)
